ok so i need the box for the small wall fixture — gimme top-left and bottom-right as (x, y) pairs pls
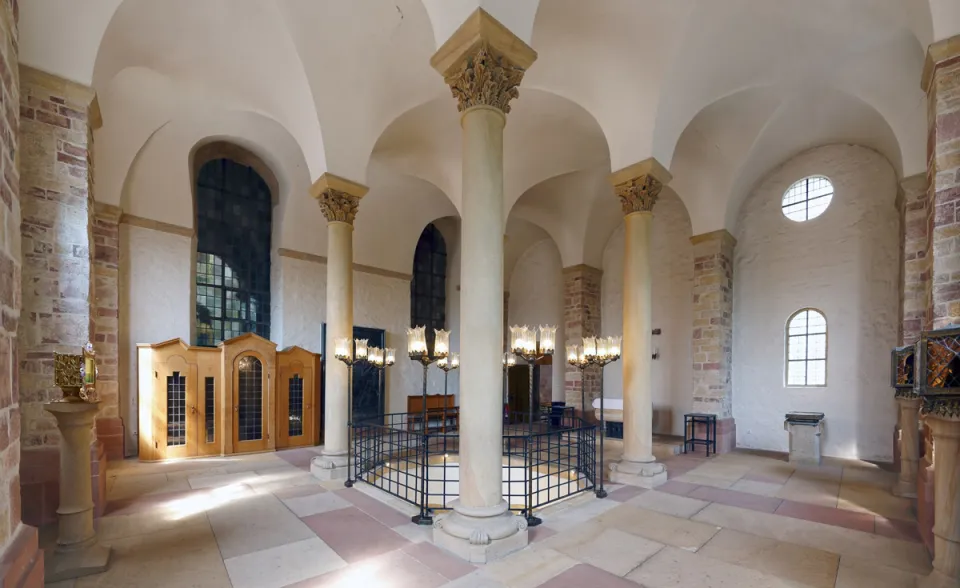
(652, 347), (660, 361)
(652, 328), (662, 335)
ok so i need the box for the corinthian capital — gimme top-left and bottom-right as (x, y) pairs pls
(609, 158), (673, 216)
(431, 9), (538, 116)
(310, 173), (369, 225)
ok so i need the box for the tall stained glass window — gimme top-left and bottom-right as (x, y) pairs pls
(410, 224), (446, 352)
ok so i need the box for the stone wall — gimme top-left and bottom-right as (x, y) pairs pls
(0, 0), (44, 584)
(900, 174), (928, 345)
(92, 203), (123, 460)
(562, 264), (601, 412)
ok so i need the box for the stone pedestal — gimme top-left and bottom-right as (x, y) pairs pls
(784, 412), (824, 465)
(921, 409), (960, 588)
(894, 395), (921, 498)
(43, 402), (111, 582)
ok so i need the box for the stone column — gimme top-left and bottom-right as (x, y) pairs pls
(309, 174), (367, 480)
(894, 393), (921, 498)
(922, 402), (960, 588)
(562, 265), (602, 414)
(608, 159), (670, 489)
(690, 230), (736, 453)
(430, 9), (536, 562)
(43, 402), (110, 582)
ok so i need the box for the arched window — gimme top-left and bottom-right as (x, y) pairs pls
(411, 224), (446, 352)
(195, 158), (272, 346)
(786, 309), (827, 387)
(782, 176), (834, 222)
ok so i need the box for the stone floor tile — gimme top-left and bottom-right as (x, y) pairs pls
(98, 502), (209, 541)
(484, 547), (577, 588)
(103, 486), (208, 517)
(627, 545), (789, 587)
(775, 499), (875, 533)
(594, 503), (721, 551)
(834, 556), (920, 588)
(693, 503), (932, 575)
(107, 472), (192, 501)
(538, 563), (641, 588)
(303, 507), (409, 563)
(687, 461), (754, 481)
(549, 526), (663, 576)
(688, 486), (783, 514)
(75, 521), (231, 588)
(840, 464), (897, 488)
(536, 495), (619, 531)
(791, 462), (844, 482)
(698, 528), (839, 587)
(875, 516), (923, 543)
(606, 484), (646, 502)
(276, 447), (324, 470)
(626, 490), (710, 518)
(251, 467), (323, 495)
(729, 478), (785, 497)
(657, 480), (701, 496)
(837, 482), (914, 520)
(776, 476), (840, 508)
(288, 548), (446, 588)
(528, 525), (557, 543)
(391, 521), (434, 543)
(272, 483), (327, 501)
(336, 487), (411, 527)
(188, 471), (260, 490)
(438, 570), (508, 588)
(208, 492), (317, 559)
(403, 540), (477, 580)
(225, 537), (346, 588)
(671, 473), (737, 489)
(282, 489), (352, 518)
(741, 466), (794, 485)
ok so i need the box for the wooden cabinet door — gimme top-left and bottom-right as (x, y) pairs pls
(157, 355), (198, 459)
(233, 353), (270, 453)
(277, 361), (315, 449)
(196, 355), (221, 457)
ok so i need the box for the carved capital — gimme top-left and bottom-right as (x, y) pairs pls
(316, 189), (360, 225)
(615, 175), (663, 215)
(443, 44), (526, 114)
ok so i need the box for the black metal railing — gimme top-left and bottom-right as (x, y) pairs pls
(351, 408), (596, 525)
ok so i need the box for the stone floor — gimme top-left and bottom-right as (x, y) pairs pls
(42, 446), (929, 588)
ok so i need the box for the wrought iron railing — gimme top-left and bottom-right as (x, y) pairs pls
(351, 408), (596, 525)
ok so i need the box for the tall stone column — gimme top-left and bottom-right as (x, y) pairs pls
(309, 174), (367, 480)
(562, 265), (602, 414)
(608, 159), (670, 489)
(430, 9), (536, 562)
(894, 393), (921, 498)
(690, 230), (736, 453)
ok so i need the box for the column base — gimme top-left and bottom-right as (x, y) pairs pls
(609, 459), (667, 489)
(310, 454), (349, 481)
(918, 570), (960, 588)
(432, 500), (528, 564)
(44, 542), (111, 583)
(892, 477), (918, 499)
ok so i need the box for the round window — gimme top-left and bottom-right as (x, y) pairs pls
(782, 176), (833, 222)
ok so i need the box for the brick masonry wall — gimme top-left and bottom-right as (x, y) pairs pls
(562, 265), (602, 412)
(690, 230), (735, 419)
(900, 174), (928, 344)
(928, 42), (960, 329)
(93, 202), (123, 460)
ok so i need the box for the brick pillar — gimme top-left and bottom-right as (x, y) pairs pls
(0, 1), (44, 585)
(18, 65), (106, 526)
(900, 174), (930, 344)
(92, 202), (123, 461)
(690, 230), (736, 453)
(562, 265), (601, 415)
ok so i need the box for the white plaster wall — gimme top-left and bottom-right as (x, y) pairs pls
(601, 192), (694, 436)
(508, 239), (565, 402)
(118, 225), (193, 455)
(733, 144), (899, 461)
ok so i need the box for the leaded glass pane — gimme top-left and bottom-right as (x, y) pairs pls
(238, 356), (263, 441)
(288, 375), (304, 437)
(167, 372), (186, 447)
(785, 309), (827, 386)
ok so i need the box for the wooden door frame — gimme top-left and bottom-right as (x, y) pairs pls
(231, 351), (271, 453)
(159, 354), (198, 459)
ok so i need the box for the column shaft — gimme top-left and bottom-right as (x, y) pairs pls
(323, 222), (353, 458)
(622, 211), (654, 463)
(895, 396), (921, 498)
(926, 415), (960, 586)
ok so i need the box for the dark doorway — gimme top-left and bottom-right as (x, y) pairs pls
(320, 324), (387, 430)
(506, 363), (540, 424)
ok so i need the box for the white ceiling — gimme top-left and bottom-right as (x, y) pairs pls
(18, 0), (953, 270)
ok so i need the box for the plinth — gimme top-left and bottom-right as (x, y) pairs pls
(43, 401), (111, 582)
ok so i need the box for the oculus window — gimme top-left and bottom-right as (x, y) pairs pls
(786, 309), (827, 387)
(782, 176), (833, 222)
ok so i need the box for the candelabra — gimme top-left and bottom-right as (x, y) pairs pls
(406, 325), (450, 525)
(510, 324), (556, 527)
(566, 344), (592, 419)
(436, 353), (459, 434)
(366, 346), (396, 420)
(335, 336), (368, 488)
(579, 335), (622, 499)
(502, 352), (516, 424)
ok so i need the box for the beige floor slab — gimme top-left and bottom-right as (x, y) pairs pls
(536, 494), (620, 532)
(595, 503), (721, 551)
(698, 528), (839, 588)
(692, 503), (932, 575)
(207, 492), (317, 559)
(550, 527), (663, 576)
(688, 461), (754, 481)
(672, 473), (737, 489)
(730, 479), (785, 497)
(626, 490), (711, 518)
(484, 547), (577, 588)
(188, 471), (262, 490)
(840, 465), (897, 488)
(834, 556), (920, 588)
(627, 545), (798, 587)
(224, 537), (346, 588)
(97, 503), (212, 541)
(776, 476), (839, 508)
(75, 521), (231, 588)
(837, 482), (914, 520)
(107, 472), (192, 501)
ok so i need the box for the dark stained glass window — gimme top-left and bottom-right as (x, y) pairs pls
(195, 158), (272, 346)
(411, 224), (446, 352)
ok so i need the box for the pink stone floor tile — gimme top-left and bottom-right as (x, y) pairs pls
(273, 484), (326, 500)
(402, 541), (476, 580)
(335, 488), (411, 527)
(303, 507), (409, 563)
(875, 516), (923, 543)
(529, 525), (558, 543)
(607, 485), (647, 502)
(658, 480), (701, 497)
(774, 499), (875, 533)
(276, 448), (321, 471)
(537, 563), (639, 588)
(286, 549), (447, 588)
(688, 485), (783, 513)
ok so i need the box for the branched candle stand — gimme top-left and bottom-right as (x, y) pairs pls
(502, 352), (516, 425)
(436, 352), (460, 433)
(406, 325), (451, 525)
(510, 324), (556, 527)
(366, 346), (397, 419)
(335, 337), (366, 488)
(566, 335), (621, 499)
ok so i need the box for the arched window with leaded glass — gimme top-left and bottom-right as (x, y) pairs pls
(785, 308), (827, 387)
